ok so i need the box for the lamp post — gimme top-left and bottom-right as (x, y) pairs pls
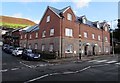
(79, 34), (82, 60)
(110, 19), (117, 55)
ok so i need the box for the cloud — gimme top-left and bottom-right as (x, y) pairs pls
(72, 0), (91, 8)
(34, 20), (40, 24)
(12, 13), (23, 18)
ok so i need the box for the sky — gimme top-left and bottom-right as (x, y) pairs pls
(1, 0), (119, 29)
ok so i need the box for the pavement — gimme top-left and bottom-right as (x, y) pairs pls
(41, 54), (117, 63)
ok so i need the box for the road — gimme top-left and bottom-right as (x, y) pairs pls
(1, 49), (120, 82)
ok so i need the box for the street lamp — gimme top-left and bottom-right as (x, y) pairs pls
(110, 19), (117, 55)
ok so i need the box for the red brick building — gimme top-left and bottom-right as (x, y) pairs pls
(20, 6), (110, 58)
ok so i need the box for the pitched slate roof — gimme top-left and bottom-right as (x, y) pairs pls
(26, 24), (39, 32)
(48, 6), (70, 17)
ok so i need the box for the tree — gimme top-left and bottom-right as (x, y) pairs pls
(117, 19), (120, 28)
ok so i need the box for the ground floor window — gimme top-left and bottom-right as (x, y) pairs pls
(34, 43), (38, 49)
(24, 43), (26, 48)
(65, 44), (73, 53)
(49, 44), (54, 52)
(42, 44), (45, 51)
(29, 44), (32, 49)
(99, 47), (101, 52)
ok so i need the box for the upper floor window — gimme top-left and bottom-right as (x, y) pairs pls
(42, 30), (46, 38)
(24, 34), (27, 39)
(98, 35), (101, 41)
(82, 17), (86, 24)
(46, 15), (50, 23)
(92, 34), (95, 39)
(35, 32), (38, 38)
(50, 28), (54, 36)
(21, 35), (22, 39)
(65, 28), (73, 37)
(105, 37), (108, 42)
(67, 13), (72, 21)
(29, 34), (32, 39)
(84, 32), (88, 38)
(97, 22), (100, 28)
(105, 26), (108, 31)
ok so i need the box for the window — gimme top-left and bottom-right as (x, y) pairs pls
(24, 43), (26, 48)
(35, 32), (38, 38)
(50, 29), (54, 36)
(65, 44), (73, 53)
(42, 31), (46, 38)
(28, 44), (31, 49)
(105, 37), (108, 42)
(34, 43), (38, 49)
(82, 17), (86, 24)
(21, 35), (22, 39)
(42, 44), (45, 51)
(46, 15), (50, 22)
(105, 27), (108, 31)
(65, 28), (73, 37)
(92, 34), (95, 39)
(99, 47), (101, 52)
(29, 34), (32, 39)
(24, 34), (27, 39)
(49, 44), (54, 52)
(98, 35), (101, 41)
(84, 32), (88, 38)
(67, 13), (72, 21)
(97, 22), (100, 28)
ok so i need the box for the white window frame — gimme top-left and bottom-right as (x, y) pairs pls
(50, 28), (54, 36)
(24, 43), (26, 48)
(42, 31), (46, 38)
(97, 22), (100, 28)
(21, 35), (22, 39)
(46, 15), (50, 23)
(65, 28), (73, 37)
(49, 44), (54, 52)
(65, 44), (73, 53)
(28, 44), (31, 49)
(105, 26), (108, 31)
(35, 32), (38, 38)
(34, 43), (38, 49)
(24, 34), (26, 39)
(105, 37), (108, 42)
(92, 34), (95, 39)
(84, 32), (88, 38)
(82, 17), (86, 24)
(98, 35), (101, 41)
(29, 34), (32, 39)
(42, 44), (45, 51)
(67, 13), (72, 21)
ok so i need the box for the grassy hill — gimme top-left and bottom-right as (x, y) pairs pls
(0, 16), (36, 28)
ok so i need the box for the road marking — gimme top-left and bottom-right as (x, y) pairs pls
(96, 60), (107, 63)
(105, 60), (117, 64)
(116, 62), (120, 65)
(11, 68), (19, 71)
(88, 60), (98, 62)
(19, 62), (32, 68)
(0, 69), (8, 72)
(24, 74), (49, 83)
(63, 71), (74, 74)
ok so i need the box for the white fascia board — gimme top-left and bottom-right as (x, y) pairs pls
(49, 7), (61, 18)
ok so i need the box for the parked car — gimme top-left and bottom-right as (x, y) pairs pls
(7, 46), (15, 54)
(2, 44), (9, 51)
(21, 49), (41, 61)
(12, 47), (23, 56)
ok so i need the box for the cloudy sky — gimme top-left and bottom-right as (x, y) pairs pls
(1, 0), (119, 29)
